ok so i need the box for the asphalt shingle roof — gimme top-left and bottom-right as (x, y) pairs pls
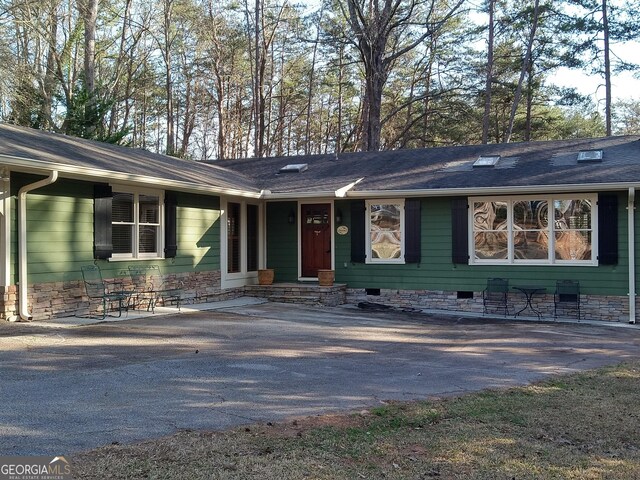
(0, 123), (259, 194)
(1, 123), (639, 196)
(215, 136), (640, 194)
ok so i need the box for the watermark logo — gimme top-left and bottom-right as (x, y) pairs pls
(0, 456), (73, 480)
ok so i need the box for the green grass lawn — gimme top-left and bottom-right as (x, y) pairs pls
(73, 361), (640, 479)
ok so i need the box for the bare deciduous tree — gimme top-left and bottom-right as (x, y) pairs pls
(339, 0), (464, 151)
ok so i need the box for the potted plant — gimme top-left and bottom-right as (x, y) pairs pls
(317, 269), (335, 286)
(258, 268), (274, 285)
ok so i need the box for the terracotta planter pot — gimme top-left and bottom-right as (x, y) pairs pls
(258, 269), (274, 285)
(317, 269), (335, 286)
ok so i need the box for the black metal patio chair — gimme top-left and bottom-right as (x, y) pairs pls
(483, 277), (510, 316)
(128, 265), (183, 313)
(81, 264), (131, 319)
(554, 280), (580, 320)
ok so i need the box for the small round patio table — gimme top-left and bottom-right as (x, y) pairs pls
(512, 285), (547, 319)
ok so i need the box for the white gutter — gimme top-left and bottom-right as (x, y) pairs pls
(261, 190), (340, 200)
(629, 187), (636, 324)
(261, 182), (640, 200)
(0, 154), (261, 199)
(0, 169), (10, 288)
(17, 171), (59, 321)
(342, 182), (640, 199)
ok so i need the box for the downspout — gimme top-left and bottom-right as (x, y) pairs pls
(17, 171), (59, 321)
(629, 187), (636, 324)
(1, 169), (10, 287)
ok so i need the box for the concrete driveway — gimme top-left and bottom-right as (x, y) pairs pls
(1, 302), (639, 455)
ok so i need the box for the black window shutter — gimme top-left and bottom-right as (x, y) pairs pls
(404, 199), (421, 263)
(598, 193), (618, 265)
(350, 200), (366, 263)
(93, 184), (113, 259)
(164, 191), (178, 258)
(451, 197), (469, 264)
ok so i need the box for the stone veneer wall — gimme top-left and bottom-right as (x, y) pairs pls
(0, 285), (18, 321)
(0, 270), (238, 321)
(2, 278), (637, 323)
(245, 283), (347, 307)
(346, 288), (634, 323)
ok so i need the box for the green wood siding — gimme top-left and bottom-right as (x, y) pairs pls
(10, 174), (220, 283)
(266, 201), (298, 281)
(334, 194), (630, 296)
(172, 192), (220, 273)
(10, 175), (94, 284)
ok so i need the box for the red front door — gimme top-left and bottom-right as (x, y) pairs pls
(301, 204), (332, 277)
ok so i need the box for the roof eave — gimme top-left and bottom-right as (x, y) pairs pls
(252, 182), (640, 200)
(261, 190), (337, 200)
(343, 182), (640, 198)
(1, 154), (262, 198)
(260, 178), (365, 200)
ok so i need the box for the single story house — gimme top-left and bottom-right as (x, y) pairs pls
(0, 123), (638, 323)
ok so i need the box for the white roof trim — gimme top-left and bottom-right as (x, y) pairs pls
(260, 190), (338, 199)
(260, 181), (640, 200)
(342, 182), (640, 198)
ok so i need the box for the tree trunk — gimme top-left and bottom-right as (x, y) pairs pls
(108, 0), (133, 138)
(360, 47), (386, 151)
(336, 45), (344, 152)
(78, 0), (98, 136)
(163, 0), (175, 155)
(41, 2), (58, 129)
(602, 0), (612, 136)
(482, 0), (495, 144)
(524, 66), (534, 142)
(304, 6), (323, 155)
(505, 0), (540, 143)
(80, 0), (97, 95)
(253, 0), (262, 157)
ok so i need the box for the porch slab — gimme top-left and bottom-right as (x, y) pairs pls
(245, 282), (347, 306)
(28, 297), (268, 328)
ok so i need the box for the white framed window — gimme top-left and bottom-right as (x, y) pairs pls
(366, 199), (405, 264)
(470, 194), (597, 265)
(111, 187), (164, 259)
(227, 201), (241, 273)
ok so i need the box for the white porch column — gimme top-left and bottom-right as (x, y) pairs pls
(629, 187), (636, 324)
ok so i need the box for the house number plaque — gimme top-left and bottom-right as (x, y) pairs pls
(336, 225), (349, 235)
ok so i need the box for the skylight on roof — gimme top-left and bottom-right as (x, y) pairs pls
(279, 163), (308, 173)
(577, 150), (603, 163)
(473, 155), (500, 168)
